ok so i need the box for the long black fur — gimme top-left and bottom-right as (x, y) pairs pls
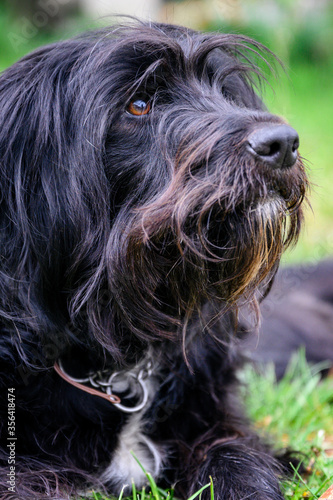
(0, 21), (309, 499)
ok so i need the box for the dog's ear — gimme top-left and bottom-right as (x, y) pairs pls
(0, 40), (114, 347)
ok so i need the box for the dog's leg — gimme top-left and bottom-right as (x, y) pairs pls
(190, 438), (285, 500)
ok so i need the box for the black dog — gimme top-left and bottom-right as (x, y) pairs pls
(0, 22), (308, 499)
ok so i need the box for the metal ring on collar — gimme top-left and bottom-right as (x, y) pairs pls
(106, 371), (149, 413)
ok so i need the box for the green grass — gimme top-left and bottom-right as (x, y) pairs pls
(79, 352), (333, 500)
(81, 469), (212, 500)
(242, 353), (333, 499)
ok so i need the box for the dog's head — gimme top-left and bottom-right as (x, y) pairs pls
(0, 22), (307, 363)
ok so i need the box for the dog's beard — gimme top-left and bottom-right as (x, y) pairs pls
(108, 153), (306, 343)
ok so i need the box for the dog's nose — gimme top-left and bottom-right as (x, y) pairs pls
(247, 124), (299, 169)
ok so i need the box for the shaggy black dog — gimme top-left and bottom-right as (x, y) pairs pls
(0, 22), (308, 499)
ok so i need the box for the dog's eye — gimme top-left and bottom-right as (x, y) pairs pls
(127, 98), (151, 116)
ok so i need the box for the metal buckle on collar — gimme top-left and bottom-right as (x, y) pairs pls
(54, 359), (153, 413)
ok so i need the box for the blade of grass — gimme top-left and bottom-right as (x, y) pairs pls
(146, 472), (160, 500)
(187, 482), (211, 500)
(289, 460), (318, 498)
(119, 483), (128, 500)
(132, 480), (137, 500)
(209, 476), (214, 500)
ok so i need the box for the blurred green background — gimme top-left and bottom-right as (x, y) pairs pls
(0, 0), (332, 264)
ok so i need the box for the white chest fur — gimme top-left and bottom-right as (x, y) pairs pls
(100, 412), (164, 490)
